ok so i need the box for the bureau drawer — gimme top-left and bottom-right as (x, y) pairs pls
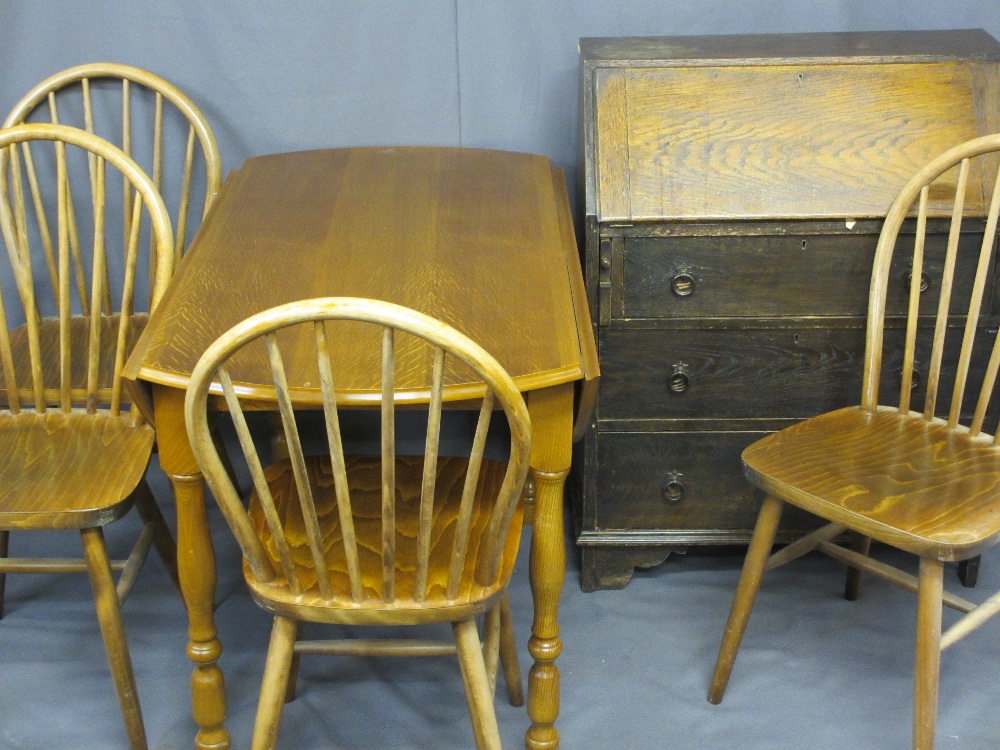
(594, 430), (821, 531)
(614, 232), (989, 320)
(599, 325), (995, 421)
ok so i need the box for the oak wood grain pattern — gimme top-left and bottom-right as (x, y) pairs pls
(618, 231), (985, 321)
(743, 405), (1000, 560)
(0, 411), (154, 529)
(245, 454), (522, 624)
(129, 147), (585, 402)
(581, 30), (1000, 66)
(3, 62), (222, 259)
(185, 297), (531, 625)
(0, 315), (146, 408)
(599, 325), (994, 423)
(0, 124), (174, 413)
(524, 383), (572, 750)
(549, 167), (600, 442)
(596, 430), (819, 533)
(594, 62), (985, 222)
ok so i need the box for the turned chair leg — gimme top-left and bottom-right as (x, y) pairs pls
(844, 533), (872, 601)
(82, 527), (148, 750)
(709, 494), (784, 704)
(914, 557), (944, 750)
(0, 529), (8, 620)
(252, 615), (299, 750)
(454, 617), (503, 750)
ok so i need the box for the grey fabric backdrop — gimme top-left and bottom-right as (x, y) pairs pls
(3, 1), (1000, 214)
(3, 4), (1000, 750)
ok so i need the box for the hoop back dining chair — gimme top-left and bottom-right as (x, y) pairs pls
(4, 62), (222, 263)
(185, 296), (532, 750)
(709, 133), (1000, 749)
(0, 122), (179, 749)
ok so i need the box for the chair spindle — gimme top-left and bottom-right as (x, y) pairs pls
(266, 332), (333, 600)
(218, 365), (298, 591)
(380, 326), (396, 601)
(414, 345), (445, 602)
(447, 389), (494, 600)
(314, 321), (363, 601)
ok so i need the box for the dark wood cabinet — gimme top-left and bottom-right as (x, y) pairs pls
(575, 30), (1000, 591)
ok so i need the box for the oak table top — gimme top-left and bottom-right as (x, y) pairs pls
(125, 145), (597, 408)
(124, 145), (597, 750)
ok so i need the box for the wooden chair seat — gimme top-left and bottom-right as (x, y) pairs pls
(0, 412), (154, 530)
(0, 315), (145, 409)
(246, 454), (523, 625)
(743, 405), (1000, 561)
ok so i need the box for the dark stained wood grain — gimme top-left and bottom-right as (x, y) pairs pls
(598, 325), (994, 422)
(617, 231), (988, 320)
(577, 31), (1000, 592)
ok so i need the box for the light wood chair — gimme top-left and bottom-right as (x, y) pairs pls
(184, 297), (532, 750)
(708, 133), (1000, 749)
(3, 62), (222, 262)
(0, 122), (179, 749)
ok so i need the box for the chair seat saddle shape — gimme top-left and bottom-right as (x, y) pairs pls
(710, 132), (1000, 750)
(248, 454), (522, 622)
(185, 296), (532, 750)
(743, 405), (1000, 560)
(0, 122), (180, 750)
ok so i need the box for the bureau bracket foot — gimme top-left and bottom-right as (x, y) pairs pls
(579, 546), (683, 591)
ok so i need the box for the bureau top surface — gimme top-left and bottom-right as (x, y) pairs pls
(581, 30), (1000, 223)
(580, 29), (1000, 65)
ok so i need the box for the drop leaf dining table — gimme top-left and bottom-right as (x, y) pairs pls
(122, 145), (599, 750)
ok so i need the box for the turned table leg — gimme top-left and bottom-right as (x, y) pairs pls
(154, 385), (230, 750)
(525, 384), (573, 750)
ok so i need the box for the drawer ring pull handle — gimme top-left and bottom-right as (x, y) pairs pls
(905, 270), (931, 293)
(671, 272), (696, 297)
(662, 472), (685, 503)
(668, 363), (690, 393)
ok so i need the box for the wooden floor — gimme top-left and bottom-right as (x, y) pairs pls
(1, 457), (999, 749)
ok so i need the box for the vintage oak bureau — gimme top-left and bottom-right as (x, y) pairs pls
(575, 30), (1000, 590)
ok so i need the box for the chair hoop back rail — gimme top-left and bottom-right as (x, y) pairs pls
(710, 132), (1000, 750)
(3, 62), (222, 263)
(0, 122), (178, 750)
(184, 296), (531, 750)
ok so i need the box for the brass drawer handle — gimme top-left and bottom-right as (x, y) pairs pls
(671, 272), (696, 297)
(662, 471), (685, 503)
(668, 363), (690, 393)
